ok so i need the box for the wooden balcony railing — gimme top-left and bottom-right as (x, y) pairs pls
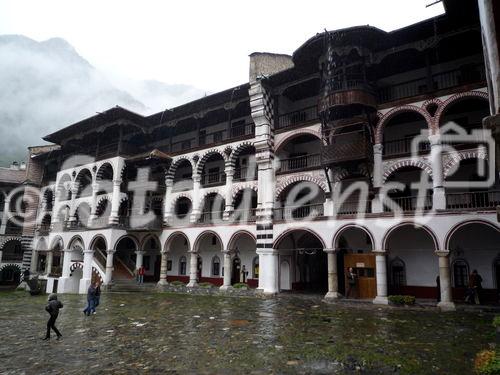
(274, 203), (324, 221)
(233, 167), (258, 181)
(197, 211), (225, 224)
(383, 138), (430, 157)
(446, 190), (500, 210)
(277, 106), (318, 130)
(383, 195), (433, 212)
(334, 200), (372, 215)
(201, 171), (226, 187)
(277, 154), (321, 173)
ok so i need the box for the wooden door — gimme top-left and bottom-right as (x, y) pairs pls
(344, 253), (376, 299)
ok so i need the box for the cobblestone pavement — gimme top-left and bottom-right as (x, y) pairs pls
(0, 291), (494, 374)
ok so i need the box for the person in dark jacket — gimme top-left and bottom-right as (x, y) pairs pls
(91, 281), (101, 314)
(83, 283), (96, 316)
(43, 294), (63, 340)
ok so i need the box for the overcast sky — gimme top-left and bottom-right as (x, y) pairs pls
(0, 0), (444, 93)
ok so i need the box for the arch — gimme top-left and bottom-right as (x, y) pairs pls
(0, 263), (22, 272)
(50, 236), (64, 251)
(171, 193), (193, 208)
(164, 231), (191, 252)
(229, 141), (255, 167)
(193, 230), (223, 252)
(114, 235), (139, 251)
(434, 90), (490, 129)
(199, 191), (225, 211)
(141, 234), (161, 251)
(74, 168), (93, 198)
(375, 105), (433, 144)
(68, 235), (85, 251)
(227, 230), (256, 251)
(444, 219), (500, 251)
(275, 175), (329, 199)
(36, 237), (48, 251)
(89, 235), (108, 251)
(57, 173), (73, 201)
(274, 128), (323, 153)
(231, 184), (258, 202)
(167, 157), (194, 180)
(382, 159), (433, 183)
(96, 162), (114, 182)
(0, 236), (22, 251)
(332, 224), (375, 250)
(382, 222), (439, 251)
(196, 149), (227, 175)
(273, 227), (327, 250)
(443, 151), (489, 179)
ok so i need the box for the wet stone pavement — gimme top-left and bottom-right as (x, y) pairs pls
(0, 291), (494, 374)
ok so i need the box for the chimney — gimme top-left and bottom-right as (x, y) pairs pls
(20, 162), (26, 170)
(10, 161), (19, 170)
(249, 52), (294, 82)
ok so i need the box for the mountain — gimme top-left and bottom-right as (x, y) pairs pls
(0, 35), (204, 166)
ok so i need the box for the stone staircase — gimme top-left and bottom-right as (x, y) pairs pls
(20, 236), (33, 273)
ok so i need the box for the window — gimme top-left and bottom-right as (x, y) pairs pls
(167, 260), (172, 271)
(390, 258), (406, 287)
(453, 259), (469, 288)
(253, 256), (259, 279)
(179, 256), (187, 275)
(212, 256), (220, 276)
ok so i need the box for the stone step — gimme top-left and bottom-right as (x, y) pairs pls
(107, 281), (157, 293)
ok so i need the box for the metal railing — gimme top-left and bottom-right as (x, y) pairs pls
(446, 190), (500, 210)
(277, 154), (321, 173)
(383, 195), (433, 212)
(90, 216), (110, 229)
(197, 211), (225, 224)
(383, 138), (430, 157)
(277, 106), (318, 130)
(274, 203), (324, 220)
(230, 208), (257, 222)
(201, 171), (226, 187)
(334, 200), (372, 215)
(231, 123), (254, 138)
(234, 167), (258, 181)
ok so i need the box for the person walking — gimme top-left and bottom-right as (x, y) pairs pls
(90, 281), (101, 315)
(467, 270), (483, 305)
(345, 267), (357, 299)
(43, 294), (63, 340)
(83, 283), (96, 316)
(138, 265), (145, 284)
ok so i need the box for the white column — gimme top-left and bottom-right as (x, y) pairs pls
(163, 179), (173, 225)
(257, 249), (279, 294)
(223, 165), (234, 220)
(0, 197), (10, 234)
(68, 185), (78, 222)
(324, 248), (340, 299)
(187, 251), (198, 287)
(30, 249), (39, 274)
(157, 249), (169, 286)
(373, 249), (388, 305)
(104, 249), (115, 285)
(371, 143), (384, 213)
(436, 250), (456, 311)
(0, 249), (3, 264)
(46, 250), (54, 275)
(79, 249), (94, 294)
(429, 134), (446, 210)
(190, 174), (201, 223)
(108, 179), (122, 225)
(135, 250), (145, 270)
(57, 249), (74, 293)
(89, 183), (99, 221)
(220, 250), (232, 290)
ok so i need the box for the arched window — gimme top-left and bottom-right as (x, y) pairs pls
(452, 259), (469, 288)
(252, 256), (259, 279)
(179, 256), (187, 275)
(390, 258), (406, 287)
(212, 256), (220, 276)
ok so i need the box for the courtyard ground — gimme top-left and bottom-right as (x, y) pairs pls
(0, 290), (495, 374)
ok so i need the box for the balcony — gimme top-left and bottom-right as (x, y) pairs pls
(201, 171), (226, 187)
(321, 130), (371, 165)
(334, 200), (372, 215)
(277, 106), (318, 131)
(277, 154), (321, 174)
(446, 190), (500, 210)
(117, 215), (163, 231)
(274, 203), (325, 221)
(36, 224), (51, 236)
(230, 208), (257, 223)
(383, 138), (430, 158)
(197, 211), (225, 224)
(383, 195), (433, 213)
(233, 167), (258, 182)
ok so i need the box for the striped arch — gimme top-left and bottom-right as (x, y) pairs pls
(0, 263), (22, 272)
(274, 128), (323, 153)
(375, 105), (433, 144)
(444, 219), (500, 251)
(443, 150), (489, 179)
(68, 235), (85, 251)
(434, 90), (489, 129)
(198, 189), (225, 209)
(92, 267), (104, 283)
(164, 231), (191, 252)
(275, 174), (329, 200)
(382, 159), (433, 183)
(167, 157), (194, 180)
(89, 234), (108, 250)
(96, 162), (114, 181)
(231, 183), (258, 202)
(195, 148), (228, 175)
(0, 236), (22, 251)
(171, 193), (193, 211)
(69, 262), (83, 273)
(96, 194), (112, 208)
(382, 222), (439, 251)
(141, 234), (161, 251)
(228, 141), (255, 168)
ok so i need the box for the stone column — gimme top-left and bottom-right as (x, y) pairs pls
(220, 250), (232, 290)
(46, 250), (54, 275)
(372, 249), (388, 305)
(257, 249), (279, 294)
(57, 249), (73, 293)
(190, 174), (201, 223)
(324, 248), (340, 299)
(68, 184), (78, 222)
(0, 249), (3, 265)
(79, 249), (94, 294)
(435, 250), (456, 311)
(30, 249), (39, 274)
(104, 249), (115, 286)
(371, 144), (384, 213)
(429, 134), (446, 210)
(135, 250), (145, 272)
(157, 249), (169, 286)
(108, 179), (122, 225)
(187, 251), (198, 287)
(223, 165), (234, 220)
(0, 197), (10, 234)
(163, 179), (173, 225)
(89, 183), (99, 221)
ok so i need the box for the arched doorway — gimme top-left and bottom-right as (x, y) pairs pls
(228, 231), (257, 287)
(334, 226), (374, 298)
(165, 232), (190, 283)
(0, 264), (21, 285)
(142, 236), (161, 282)
(114, 236), (137, 280)
(447, 221), (500, 303)
(275, 229), (327, 293)
(194, 231), (223, 286)
(385, 224), (438, 299)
